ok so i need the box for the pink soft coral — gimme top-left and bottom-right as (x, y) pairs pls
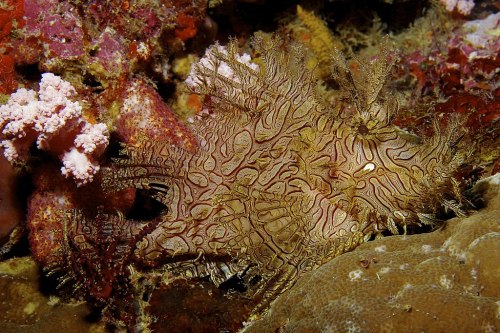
(0, 73), (109, 185)
(61, 123), (109, 184)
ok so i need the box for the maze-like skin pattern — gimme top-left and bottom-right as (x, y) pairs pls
(101, 37), (464, 309)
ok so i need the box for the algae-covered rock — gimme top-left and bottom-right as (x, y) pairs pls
(243, 175), (500, 333)
(0, 257), (105, 333)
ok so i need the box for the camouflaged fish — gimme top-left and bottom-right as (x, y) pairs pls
(95, 36), (466, 312)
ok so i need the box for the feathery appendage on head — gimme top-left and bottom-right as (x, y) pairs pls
(329, 39), (471, 231)
(331, 37), (399, 131)
(185, 40), (260, 112)
(184, 35), (322, 117)
(185, 42), (259, 89)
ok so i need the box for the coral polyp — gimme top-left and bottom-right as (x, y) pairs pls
(98, 36), (468, 313)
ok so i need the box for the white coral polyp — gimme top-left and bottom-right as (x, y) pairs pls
(0, 72), (109, 185)
(39, 72), (77, 101)
(61, 148), (100, 186)
(74, 123), (109, 154)
(442, 0), (458, 11)
(0, 140), (19, 162)
(456, 0), (475, 15)
(463, 12), (500, 48)
(0, 90), (38, 138)
(0, 73), (83, 153)
(440, 0), (475, 15)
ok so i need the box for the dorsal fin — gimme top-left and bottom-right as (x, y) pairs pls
(102, 141), (192, 206)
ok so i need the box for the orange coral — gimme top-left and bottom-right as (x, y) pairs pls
(185, 93), (203, 113)
(0, 0), (24, 94)
(175, 12), (198, 41)
(0, 0), (23, 40)
(0, 54), (16, 94)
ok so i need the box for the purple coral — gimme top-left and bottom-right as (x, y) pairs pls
(0, 73), (109, 185)
(24, 0), (85, 60)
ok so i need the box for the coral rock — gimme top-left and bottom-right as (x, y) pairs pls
(88, 27), (129, 81)
(0, 257), (105, 333)
(114, 77), (197, 152)
(27, 171), (76, 267)
(293, 5), (344, 79)
(10, 0), (209, 86)
(243, 175), (500, 333)
(146, 279), (255, 333)
(0, 155), (23, 250)
(406, 12), (500, 97)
